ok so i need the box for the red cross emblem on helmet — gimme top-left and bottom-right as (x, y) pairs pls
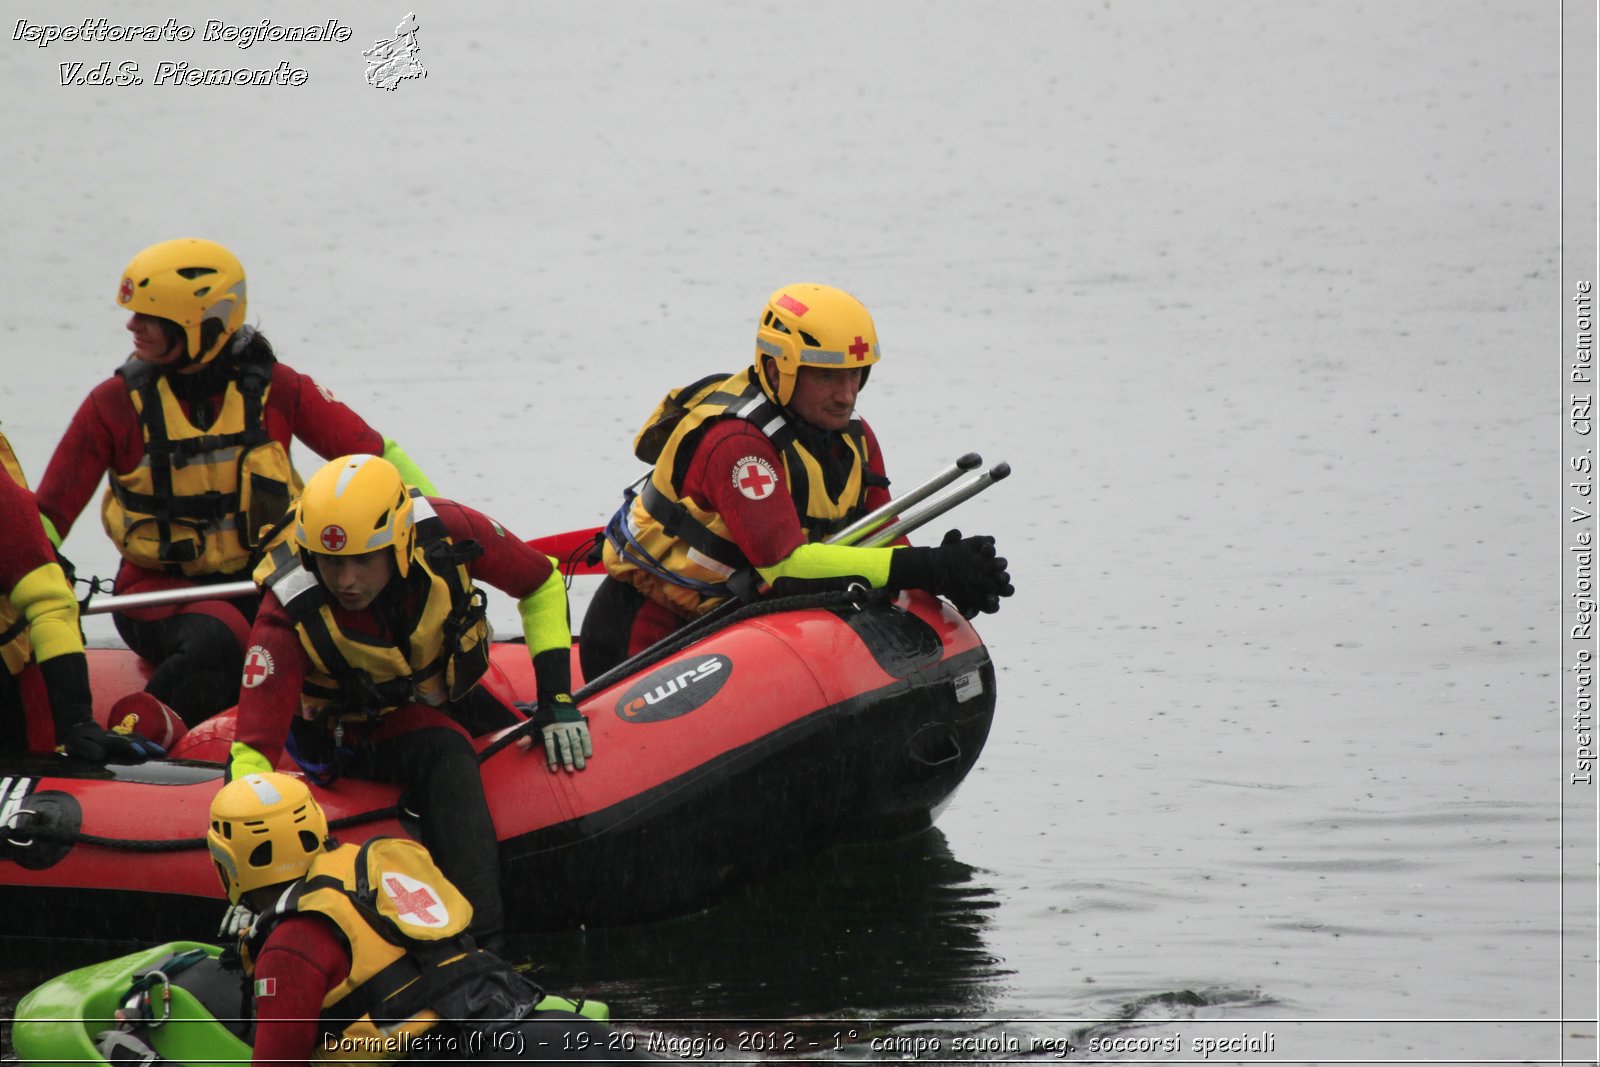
(119, 277), (134, 304)
(320, 524), (347, 551)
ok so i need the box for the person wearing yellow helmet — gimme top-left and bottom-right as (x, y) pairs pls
(0, 427), (160, 763)
(208, 773), (643, 1065)
(227, 454), (588, 950)
(34, 238), (438, 728)
(580, 283), (1013, 678)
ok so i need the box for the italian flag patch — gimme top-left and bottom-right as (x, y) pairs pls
(255, 978), (277, 997)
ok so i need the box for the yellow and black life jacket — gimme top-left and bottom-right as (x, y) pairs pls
(602, 368), (884, 616)
(244, 838), (535, 1064)
(0, 431), (32, 674)
(251, 491), (490, 719)
(101, 358), (298, 577)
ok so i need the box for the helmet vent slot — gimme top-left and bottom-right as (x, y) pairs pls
(768, 317), (792, 335)
(299, 830), (321, 853)
(176, 267), (217, 280)
(248, 842), (272, 868)
(798, 331), (820, 348)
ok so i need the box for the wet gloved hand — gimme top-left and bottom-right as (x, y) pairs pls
(887, 529), (1014, 618)
(518, 695), (592, 772)
(58, 718), (164, 764)
(218, 902), (255, 940)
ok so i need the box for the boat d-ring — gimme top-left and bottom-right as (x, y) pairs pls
(0, 806), (37, 849)
(0, 790), (82, 870)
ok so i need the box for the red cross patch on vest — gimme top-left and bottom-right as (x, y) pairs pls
(382, 872), (448, 927)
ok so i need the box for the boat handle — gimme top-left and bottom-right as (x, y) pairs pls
(908, 727), (963, 768)
(0, 806), (35, 849)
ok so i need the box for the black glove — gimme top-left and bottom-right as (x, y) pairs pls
(58, 718), (164, 764)
(887, 529), (1014, 618)
(40, 653), (163, 764)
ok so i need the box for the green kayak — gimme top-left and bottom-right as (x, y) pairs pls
(13, 941), (610, 1065)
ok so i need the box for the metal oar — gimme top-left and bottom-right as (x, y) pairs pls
(81, 580), (259, 616)
(856, 461), (1010, 547)
(76, 527), (610, 615)
(826, 452), (982, 546)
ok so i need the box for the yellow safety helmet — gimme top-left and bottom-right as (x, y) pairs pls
(293, 454), (417, 578)
(753, 283), (880, 407)
(207, 772), (329, 905)
(116, 238), (248, 366)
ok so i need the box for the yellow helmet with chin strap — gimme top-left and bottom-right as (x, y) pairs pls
(294, 454), (418, 578)
(116, 238), (248, 366)
(207, 772), (330, 905)
(754, 283), (880, 407)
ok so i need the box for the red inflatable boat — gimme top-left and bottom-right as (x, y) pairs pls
(0, 589), (995, 941)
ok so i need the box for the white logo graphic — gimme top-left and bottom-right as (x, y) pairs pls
(731, 456), (779, 501)
(364, 13), (426, 91)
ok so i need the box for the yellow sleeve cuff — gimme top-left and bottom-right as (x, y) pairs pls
(755, 541), (895, 588)
(517, 567), (572, 658)
(10, 562), (83, 662)
(382, 438), (438, 496)
(229, 742), (274, 778)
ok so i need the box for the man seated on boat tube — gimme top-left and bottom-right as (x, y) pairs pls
(207, 772), (651, 1064)
(227, 454), (590, 951)
(579, 283), (1015, 678)
(33, 238), (438, 731)
(0, 428), (160, 764)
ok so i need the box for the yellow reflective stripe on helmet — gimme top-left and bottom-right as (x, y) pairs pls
(516, 567), (571, 659)
(9, 562), (84, 663)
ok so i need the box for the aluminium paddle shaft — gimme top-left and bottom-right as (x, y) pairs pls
(825, 452), (981, 546)
(81, 579), (258, 616)
(78, 455), (1009, 616)
(855, 461), (1010, 548)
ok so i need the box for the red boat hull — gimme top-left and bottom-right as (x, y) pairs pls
(0, 592), (995, 939)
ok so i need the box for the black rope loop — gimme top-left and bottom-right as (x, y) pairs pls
(8, 806), (400, 853)
(477, 586), (883, 765)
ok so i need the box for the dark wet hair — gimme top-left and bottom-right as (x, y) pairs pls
(156, 317), (188, 353)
